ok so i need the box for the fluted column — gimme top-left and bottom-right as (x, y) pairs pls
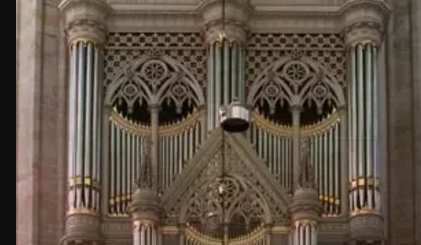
(342, 1), (389, 243)
(59, 0), (111, 244)
(199, 0), (252, 131)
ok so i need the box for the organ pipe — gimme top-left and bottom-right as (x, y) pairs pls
(108, 118), (147, 216)
(67, 40), (103, 215)
(348, 42), (381, 216)
(251, 110), (343, 216)
(250, 121), (293, 191)
(133, 222), (159, 245)
(159, 120), (202, 190)
(290, 220), (317, 245)
(207, 41), (246, 131)
(307, 119), (342, 216)
(107, 111), (202, 216)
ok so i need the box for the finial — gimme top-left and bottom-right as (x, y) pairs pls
(136, 137), (153, 189)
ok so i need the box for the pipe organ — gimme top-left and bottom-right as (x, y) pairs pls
(107, 109), (203, 216)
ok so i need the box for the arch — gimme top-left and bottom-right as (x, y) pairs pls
(104, 53), (205, 108)
(246, 55), (346, 109)
(178, 174), (273, 225)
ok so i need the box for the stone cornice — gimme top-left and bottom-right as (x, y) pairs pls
(105, 0), (390, 34)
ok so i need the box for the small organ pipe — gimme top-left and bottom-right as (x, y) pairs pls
(290, 221), (318, 245)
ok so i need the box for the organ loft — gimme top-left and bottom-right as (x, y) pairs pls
(16, 0), (421, 245)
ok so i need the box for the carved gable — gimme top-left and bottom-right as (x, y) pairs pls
(160, 129), (291, 226)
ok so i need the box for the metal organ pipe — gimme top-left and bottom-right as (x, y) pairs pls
(250, 115), (293, 191)
(290, 221), (317, 245)
(159, 117), (202, 191)
(67, 40), (103, 215)
(306, 118), (342, 217)
(207, 41), (245, 131)
(348, 42), (381, 215)
(108, 117), (146, 216)
(133, 222), (159, 245)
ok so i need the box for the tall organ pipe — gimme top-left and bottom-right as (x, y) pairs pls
(159, 118), (202, 190)
(250, 121), (293, 191)
(108, 118), (146, 216)
(348, 43), (380, 216)
(307, 119), (342, 216)
(107, 112), (202, 216)
(67, 40), (103, 214)
(207, 41), (245, 131)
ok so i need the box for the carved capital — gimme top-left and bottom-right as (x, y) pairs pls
(61, 214), (103, 245)
(288, 188), (323, 222)
(348, 213), (385, 243)
(59, 0), (112, 45)
(340, 0), (390, 46)
(199, 0), (252, 45)
(129, 189), (162, 223)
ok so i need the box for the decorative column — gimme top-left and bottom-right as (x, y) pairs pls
(290, 104), (302, 192)
(198, 0), (252, 131)
(59, 0), (111, 244)
(342, 1), (389, 244)
(288, 141), (323, 245)
(149, 104), (160, 192)
(128, 139), (161, 245)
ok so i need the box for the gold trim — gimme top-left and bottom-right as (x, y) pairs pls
(67, 207), (99, 216)
(350, 207), (380, 217)
(70, 38), (98, 47)
(110, 107), (202, 137)
(293, 219), (316, 227)
(160, 226), (180, 235)
(351, 40), (378, 48)
(348, 177), (380, 191)
(69, 176), (101, 190)
(252, 109), (340, 137)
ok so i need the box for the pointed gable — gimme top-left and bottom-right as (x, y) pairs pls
(160, 129), (291, 226)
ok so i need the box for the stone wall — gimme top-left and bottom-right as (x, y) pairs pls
(16, 0), (67, 245)
(386, 0), (421, 244)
